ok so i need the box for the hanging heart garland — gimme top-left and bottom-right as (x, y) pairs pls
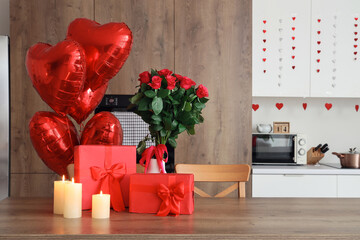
(303, 103), (307, 110)
(356, 105), (359, 112)
(252, 104), (259, 111)
(325, 103), (332, 110)
(276, 103), (284, 110)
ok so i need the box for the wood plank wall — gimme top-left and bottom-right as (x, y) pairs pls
(10, 0), (252, 197)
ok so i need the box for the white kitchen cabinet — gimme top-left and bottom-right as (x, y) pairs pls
(253, 0), (360, 98)
(252, 0), (311, 97)
(311, 0), (360, 98)
(337, 175), (360, 197)
(252, 174), (337, 197)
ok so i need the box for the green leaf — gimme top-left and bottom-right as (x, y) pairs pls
(171, 119), (178, 130)
(168, 95), (180, 105)
(151, 96), (163, 115)
(186, 125), (195, 135)
(168, 137), (177, 148)
(188, 94), (197, 102)
(138, 97), (152, 111)
(198, 114), (204, 123)
(160, 129), (167, 137)
(150, 125), (163, 131)
(178, 123), (186, 133)
(130, 92), (143, 104)
(137, 140), (146, 155)
(158, 89), (170, 98)
(144, 90), (157, 98)
(185, 102), (192, 112)
(173, 88), (186, 100)
(151, 120), (161, 125)
(151, 115), (162, 121)
(200, 97), (209, 103)
(141, 83), (148, 92)
(151, 69), (158, 76)
(163, 117), (172, 130)
(194, 102), (206, 110)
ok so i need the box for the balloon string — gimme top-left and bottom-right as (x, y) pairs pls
(79, 122), (85, 134)
(65, 116), (75, 166)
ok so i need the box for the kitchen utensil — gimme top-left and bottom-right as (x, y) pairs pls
(256, 124), (272, 133)
(320, 143), (328, 152)
(307, 147), (324, 165)
(314, 144), (322, 151)
(321, 147), (329, 153)
(332, 148), (360, 168)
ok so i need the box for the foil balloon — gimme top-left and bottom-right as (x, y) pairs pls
(26, 40), (86, 115)
(68, 81), (108, 124)
(67, 18), (133, 91)
(81, 111), (123, 145)
(29, 111), (79, 178)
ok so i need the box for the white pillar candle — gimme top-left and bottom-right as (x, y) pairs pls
(92, 191), (110, 219)
(63, 178), (82, 218)
(53, 175), (69, 214)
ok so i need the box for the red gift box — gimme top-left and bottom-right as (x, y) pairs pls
(129, 173), (194, 216)
(74, 145), (136, 211)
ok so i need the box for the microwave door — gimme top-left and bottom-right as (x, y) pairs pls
(253, 135), (295, 164)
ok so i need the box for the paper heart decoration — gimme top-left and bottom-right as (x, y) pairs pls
(263, 30), (267, 33)
(317, 41), (321, 45)
(81, 111), (123, 145)
(316, 69), (320, 73)
(292, 36), (295, 40)
(292, 66), (295, 69)
(263, 70), (266, 73)
(276, 103), (284, 110)
(317, 31), (321, 34)
(291, 55), (295, 59)
(355, 38), (358, 41)
(263, 20), (267, 24)
(68, 81), (109, 124)
(355, 45), (358, 48)
(303, 103), (307, 110)
(356, 105), (359, 112)
(317, 50), (321, 54)
(292, 46), (296, 50)
(292, 27), (295, 31)
(263, 39), (266, 43)
(25, 40), (86, 115)
(263, 48), (266, 52)
(317, 19), (321, 23)
(317, 59), (320, 63)
(292, 17), (296, 20)
(325, 103), (332, 110)
(355, 52), (358, 55)
(355, 24), (358, 27)
(252, 104), (259, 111)
(29, 111), (79, 178)
(67, 18), (133, 90)
(355, 32), (358, 35)
(355, 17), (359, 21)
(262, 58), (266, 62)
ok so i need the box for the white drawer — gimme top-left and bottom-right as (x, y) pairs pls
(337, 175), (360, 198)
(253, 174), (337, 198)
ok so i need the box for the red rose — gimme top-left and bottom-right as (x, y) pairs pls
(196, 84), (209, 98)
(158, 69), (173, 76)
(148, 76), (162, 89)
(138, 71), (151, 84)
(175, 74), (183, 81)
(179, 76), (196, 90)
(166, 75), (176, 90)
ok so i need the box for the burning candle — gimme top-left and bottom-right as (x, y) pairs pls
(63, 178), (82, 218)
(92, 191), (110, 219)
(53, 175), (69, 214)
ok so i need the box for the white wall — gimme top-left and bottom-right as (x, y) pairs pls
(252, 97), (360, 163)
(0, 0), (9, 36)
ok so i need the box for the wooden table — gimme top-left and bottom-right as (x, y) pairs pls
(1, 197), (360, 239)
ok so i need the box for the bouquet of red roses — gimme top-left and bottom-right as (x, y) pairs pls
(130, 69), (209, 172)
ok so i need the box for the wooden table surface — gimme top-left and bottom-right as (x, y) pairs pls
(1, 197), (360, 239)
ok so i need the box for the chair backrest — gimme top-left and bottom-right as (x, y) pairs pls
(175, 164), (251, 198)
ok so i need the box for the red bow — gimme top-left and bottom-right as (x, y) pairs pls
(157, 182), (185, 216)
(90, 163), (126, 212)
(139, 144), (168, 173)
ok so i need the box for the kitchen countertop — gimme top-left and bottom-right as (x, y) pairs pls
(2, 197), (360, 239)
(252, 163), (360, 175)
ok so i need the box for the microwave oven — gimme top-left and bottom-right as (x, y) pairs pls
(252, 133), (307, 165)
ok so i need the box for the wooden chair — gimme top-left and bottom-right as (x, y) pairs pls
(175, 164), (251, 198)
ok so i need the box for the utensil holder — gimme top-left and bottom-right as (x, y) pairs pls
(307, 147), (324, 165)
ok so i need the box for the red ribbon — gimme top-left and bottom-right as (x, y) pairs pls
(139, 144), (168, 173)
(90, 162), (126, 212)
(157, 181), (185, 216)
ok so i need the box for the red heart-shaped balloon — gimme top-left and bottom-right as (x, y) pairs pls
(325, 103), (332, 110)
(67, 18), (133, 90)
(81, 111), (123, 145)
(356, 105), (359, 112)
(303, 103), (307, 110)
(29, 111), (79, 177)
(252, 104), (259, 111)
(68, 82), (108, 124)
(276, 103), (284, 110)
(26, 40), (86, 115)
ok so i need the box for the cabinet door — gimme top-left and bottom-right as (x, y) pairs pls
(253, 0), (311, 97)
(252, 174), (337, 197)
(338, 175), (360, 197)
(311, 0), (360, 97)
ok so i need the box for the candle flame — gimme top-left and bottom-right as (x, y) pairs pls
(62, 175), (65, 181)
(100, 190), (103, 195)
(72, 178), (74, 183)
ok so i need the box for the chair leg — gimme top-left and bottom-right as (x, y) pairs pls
(238, 182), (246, 198)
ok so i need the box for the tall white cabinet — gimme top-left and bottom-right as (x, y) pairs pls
(253, 0), (360, 98)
